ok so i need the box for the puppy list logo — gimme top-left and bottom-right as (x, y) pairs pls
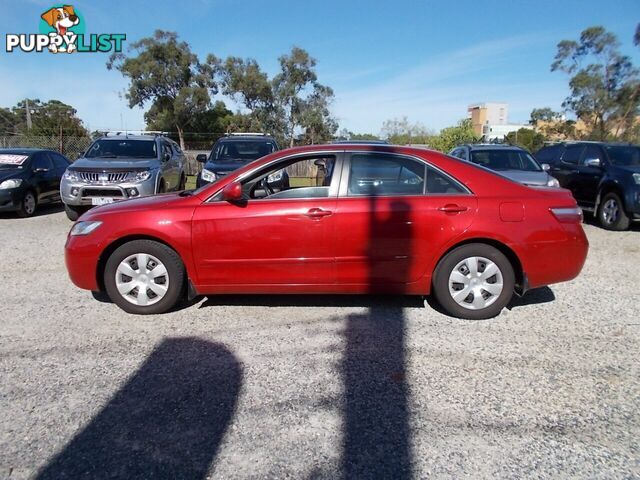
(5, 4), (126, 54)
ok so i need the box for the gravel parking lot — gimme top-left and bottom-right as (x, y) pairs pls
(0, 206), (638, 479)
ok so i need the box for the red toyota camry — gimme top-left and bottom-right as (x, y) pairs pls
(65, 144), (588, 319)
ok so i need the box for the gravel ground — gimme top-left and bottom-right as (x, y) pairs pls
(0, 205), (639, 479)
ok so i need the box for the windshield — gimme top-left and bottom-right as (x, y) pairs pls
(212, 141), (274, 163)
(0, 154), (29, 168)
(605, 145), (640, 167)
(470, 150), (541, 172)
(85, 139), (157, 159)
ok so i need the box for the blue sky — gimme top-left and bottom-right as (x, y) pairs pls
(1, 0), (639, 135)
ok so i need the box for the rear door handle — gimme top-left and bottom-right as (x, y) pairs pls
(305, 208), (333, 219)
(438, 204), (468, 213)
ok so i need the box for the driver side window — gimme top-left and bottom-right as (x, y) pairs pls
(241, 155), (337, 201)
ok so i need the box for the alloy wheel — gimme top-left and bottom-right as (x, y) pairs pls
(601, 198), (619, 225)
(23, 193), (36, 215)
(115, 253), (169, 306)
(448, 256), (504, 310)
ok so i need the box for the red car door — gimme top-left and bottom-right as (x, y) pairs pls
(334, 152), (477, 290)
(191, 154), (342, 289)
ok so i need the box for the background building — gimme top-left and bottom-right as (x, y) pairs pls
(467, 102), (531, 141)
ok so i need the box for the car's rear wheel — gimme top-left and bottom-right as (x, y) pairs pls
(433, 244), (515, 320)
(104, 240), (185, 314)
(64, 204), (87, 221)
(597, 192), (630, 231)
(16, 191), (37, 218)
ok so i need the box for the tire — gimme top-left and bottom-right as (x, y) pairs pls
(104, 240), (185, 315)
(597, 192), (630, 231)
(16, 191), (37, 218)
(432, 243), (515, 320)
(64, 204), (86, 221)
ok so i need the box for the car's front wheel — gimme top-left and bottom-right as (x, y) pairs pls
(597, 192), (630, 231)
(16, 191), (37, 218)
(64, 204), (87, 221)
(104, 240), (185, 314)
(432, 244), (515, 320)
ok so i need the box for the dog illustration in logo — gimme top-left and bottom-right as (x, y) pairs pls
(41, 5), (79, 53)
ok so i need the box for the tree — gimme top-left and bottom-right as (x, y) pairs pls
(504, 128), (546, 152)
(299, 84), (338, 144)
(530, 107), (561, 125)
(551, 26), (640, 141)
(0, 108), (17, 135)
(272, 47), (336, 147)
(380, 116), (431, 144)
(428, 119), (479, 153)
(11, 98), (88, 137)
(107, 30), (216, 149)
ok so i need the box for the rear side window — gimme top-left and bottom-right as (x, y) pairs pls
(348, 154), (425, 196)
(50, 153), (70, 169)
(426, 166), (467, 194)
(562, 145), (584, 165)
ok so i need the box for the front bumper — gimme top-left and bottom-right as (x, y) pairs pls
(65, 233), (102, 291)
(61, 175), (157, 206)
(0, 187), (26, 212)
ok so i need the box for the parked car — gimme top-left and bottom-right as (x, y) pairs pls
(535, 141), (640, 230)
(449, 144), (560, 187)
(60, 132), (186, 221)
(196, 133), (280, 188)
(0, 148), (71, 217)
(65, 144), (588, 320)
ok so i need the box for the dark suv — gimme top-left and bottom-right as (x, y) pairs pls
(535, 142), (640, 230)
(196, 134), (280, 188)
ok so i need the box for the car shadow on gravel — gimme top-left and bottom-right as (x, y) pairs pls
(0, 202), (64, 219)
(199, 294), (424, 309)
(36, 337), (242, 480)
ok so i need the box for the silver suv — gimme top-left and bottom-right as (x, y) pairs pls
(61, 132), (186, 220)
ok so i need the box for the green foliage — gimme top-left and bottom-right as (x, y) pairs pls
(551, 25), (640, 141)
(0, 107), (17, 135)
(504, 128), (547, 153)
(530, 107), (561, 124)
(9, 99), (88, 137)
(427, 119), (479, 153)
(107, 30), (217, 148)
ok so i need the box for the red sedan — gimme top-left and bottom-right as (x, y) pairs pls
(65, 144), (588, 319)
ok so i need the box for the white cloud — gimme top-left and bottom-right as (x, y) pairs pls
(333, 34), (566, 133)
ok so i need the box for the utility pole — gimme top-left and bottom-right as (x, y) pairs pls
(25, 99), (32, 130)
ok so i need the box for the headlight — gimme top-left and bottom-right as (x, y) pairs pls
(267, 170), (283, 183)
(201, 168), (216, 182)
(633, 173), (640, 185)
(129, 170), (152, 183)
(64, 170), (79, 182)
(0, 179), (23, 189)
(70, 221), (102, 236)
(547, 177), (560, 188)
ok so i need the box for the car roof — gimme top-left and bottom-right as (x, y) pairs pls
(217, 135), (276, 142)
(96, 135), (158, 141)
(464, 144), (525, 151)
(543, 141), (637, 147)
(0, 148), (47, 155)
(331, 140), (390, 145)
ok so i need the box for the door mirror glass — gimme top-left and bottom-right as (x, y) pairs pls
(584, 158), (601, 168)
(163, 152), (171, 162)
(541, 163), (551, 171)
(222, 181), (243, 202)
(196, 154), (207, 163)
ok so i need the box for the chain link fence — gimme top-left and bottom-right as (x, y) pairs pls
(0, 135), (92, 161)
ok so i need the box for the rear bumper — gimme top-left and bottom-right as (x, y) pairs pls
(520, 223), (589, 289)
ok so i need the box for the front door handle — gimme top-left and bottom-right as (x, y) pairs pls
(438, 204), (468, 213)
(305, 208), (333, 219)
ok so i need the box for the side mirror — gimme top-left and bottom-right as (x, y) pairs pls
(584, 158), (601, 168)
(76, 151), (85, 160)
(222, 181), (243, 203)
(541, 163), (551, 171)
(314, 159), (326, 168)
(162, 152), (171, 162)
(196, 154), (208, 163)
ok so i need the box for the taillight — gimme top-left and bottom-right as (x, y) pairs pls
(550, 206), (583, 223)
